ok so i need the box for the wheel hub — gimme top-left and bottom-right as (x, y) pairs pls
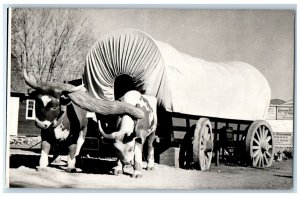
(260, 141), (269, 152)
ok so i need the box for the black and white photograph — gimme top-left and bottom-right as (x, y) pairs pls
(4, 5), (295, 190)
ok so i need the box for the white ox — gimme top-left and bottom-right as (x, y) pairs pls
(99, 90), (157, 178)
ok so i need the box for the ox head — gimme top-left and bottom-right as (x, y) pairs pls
(98, 115), (141, 165)
(24, 70), (83, 129)
(23, 69), (145, 129)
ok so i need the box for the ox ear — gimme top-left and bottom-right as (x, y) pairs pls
(60, 94), (72, 106)
(123, 132), (136, 143)
(27, 88), (37, 98)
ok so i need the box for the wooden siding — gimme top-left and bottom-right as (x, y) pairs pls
(17, 100), (40, 136)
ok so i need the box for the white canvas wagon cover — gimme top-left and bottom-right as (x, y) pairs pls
(84, 29), (271, 121)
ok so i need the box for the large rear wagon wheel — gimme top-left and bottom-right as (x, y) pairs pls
(193, 118), (214, 171)
(245, 120), (274, 168)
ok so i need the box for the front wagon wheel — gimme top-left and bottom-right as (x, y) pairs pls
(245, 120), (274, 168)
(193, 118), (214, 171)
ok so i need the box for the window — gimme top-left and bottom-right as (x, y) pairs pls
(26, 99), (35, 120)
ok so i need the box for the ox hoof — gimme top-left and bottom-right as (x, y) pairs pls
(131, 174), (142, 178)
(52, 158), (61, 164)
(113, 169), (123, 175)
(65, 168), (77, 173)
(50, 158), (65, 166)
(146, 167), (154, 171)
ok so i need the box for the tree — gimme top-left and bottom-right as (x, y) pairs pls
(10, 8), (95, 85)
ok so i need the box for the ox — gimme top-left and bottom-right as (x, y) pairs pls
(23, 70), (145, 172)
(98, 90), (157, 178)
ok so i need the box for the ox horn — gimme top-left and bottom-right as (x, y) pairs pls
(23, 68), (83, 94)
(98, 120), (116, 140)
(98, 121), (133, 140)
(23, 68), (41, 90)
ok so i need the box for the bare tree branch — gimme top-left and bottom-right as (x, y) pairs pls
(11, 8), (96, 88)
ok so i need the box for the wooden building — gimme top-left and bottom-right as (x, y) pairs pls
(8, 92), (39, 136)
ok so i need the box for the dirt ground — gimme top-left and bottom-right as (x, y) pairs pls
(6, 149), (293, 190)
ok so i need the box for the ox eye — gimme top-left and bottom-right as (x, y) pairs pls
(128, 147), (134, 152)
(51, 105), (58, 110)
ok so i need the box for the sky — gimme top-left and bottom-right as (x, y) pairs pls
(87, 9), (295, 101)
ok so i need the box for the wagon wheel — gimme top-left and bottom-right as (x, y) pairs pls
(193, 118), (214, 171)
(245, 120), (274, 168)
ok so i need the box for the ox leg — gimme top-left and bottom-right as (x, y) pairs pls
(66, 144), (77, 172)
(37, 141), (51, 171)
(50, 144), (62, 165)
(146, 132), (156, 170)
(132, 141), (143, 178)
(113, 160), (124, 175)
(75, 129), (86, 157)
(74, 129), (86, 170)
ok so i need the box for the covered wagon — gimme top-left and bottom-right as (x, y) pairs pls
(83, 29), (274, 170)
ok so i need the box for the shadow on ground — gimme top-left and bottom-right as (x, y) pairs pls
(9, 154), (118, 175)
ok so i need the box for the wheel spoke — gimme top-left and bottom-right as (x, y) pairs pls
(256, 155), (261, 167)
(206, 133), (210, 142)
(263, 153), (269, 166)
(262, 126), (268, 140)
(202, 128), (206, 140)
(201, 156), (205, 169)
(256, 128), (262, 141)
(253, 149), (260, 158)
(253, 138), (260, 146)
(204, 126), (209, 140)
(254, 153), (260, 166)
(205, 130), (210, 141)
(268, 148), (273, 155)
(200, 134), (205, 145)
(207, 152), (212, 158)
(260, 126), (265, 141)
(259, 154), (263, 167)
(266, 136), (271, 143)
(263, 126), (268, 140)
(201, 147), (205, 153)
(265, 150), (271, 158)
(262, 126), (266, 138)
(252, 145), (260, 150)
(259, 156), (263, 167)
